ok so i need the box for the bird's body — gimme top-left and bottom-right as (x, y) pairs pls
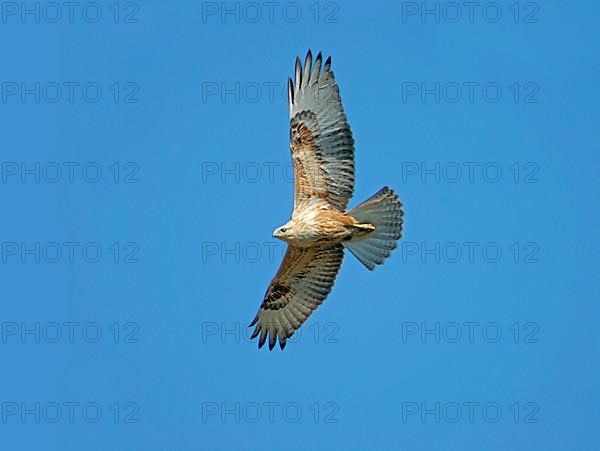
(250, 50), (404, 350)
(277, 199), (367, 247)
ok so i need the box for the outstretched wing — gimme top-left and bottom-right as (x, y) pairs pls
(250, 244), (344, 350)
(288, 50), (355, 212)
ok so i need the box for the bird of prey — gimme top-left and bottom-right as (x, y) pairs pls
(250, 50), (404, 350)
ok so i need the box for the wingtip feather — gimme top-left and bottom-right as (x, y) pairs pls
(258, 328), (267, 348)
(288, 76), (294, 106)
(295, 56), (302, 86)
(303, 50), (313, 88)
(268, 333), (276, 350)
(249, 315), (258, 328)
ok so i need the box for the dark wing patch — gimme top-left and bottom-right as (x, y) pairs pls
(263, 283), (292, 310)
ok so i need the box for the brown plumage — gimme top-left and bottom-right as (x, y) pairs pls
(250, 51), (404, 350)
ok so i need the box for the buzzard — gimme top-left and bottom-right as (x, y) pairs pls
(250, 50), (404, 350)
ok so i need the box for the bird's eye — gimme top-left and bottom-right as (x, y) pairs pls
(280, 228), (287, 233)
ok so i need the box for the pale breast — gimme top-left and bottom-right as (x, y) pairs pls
(292, 203), (354, 245)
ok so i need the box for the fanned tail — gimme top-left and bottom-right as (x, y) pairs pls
(343, 187), (404, 270)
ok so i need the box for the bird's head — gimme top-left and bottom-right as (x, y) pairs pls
(273, 221), (294, 242)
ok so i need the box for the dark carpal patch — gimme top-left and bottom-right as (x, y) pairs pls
(263, 283), (292, 310)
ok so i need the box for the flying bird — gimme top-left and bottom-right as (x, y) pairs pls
(250, 50), (404, 350)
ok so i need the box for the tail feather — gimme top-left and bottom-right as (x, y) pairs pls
(344, 186), (404, 270)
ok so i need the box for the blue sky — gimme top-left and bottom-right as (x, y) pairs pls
(0, 1), (598, 450)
